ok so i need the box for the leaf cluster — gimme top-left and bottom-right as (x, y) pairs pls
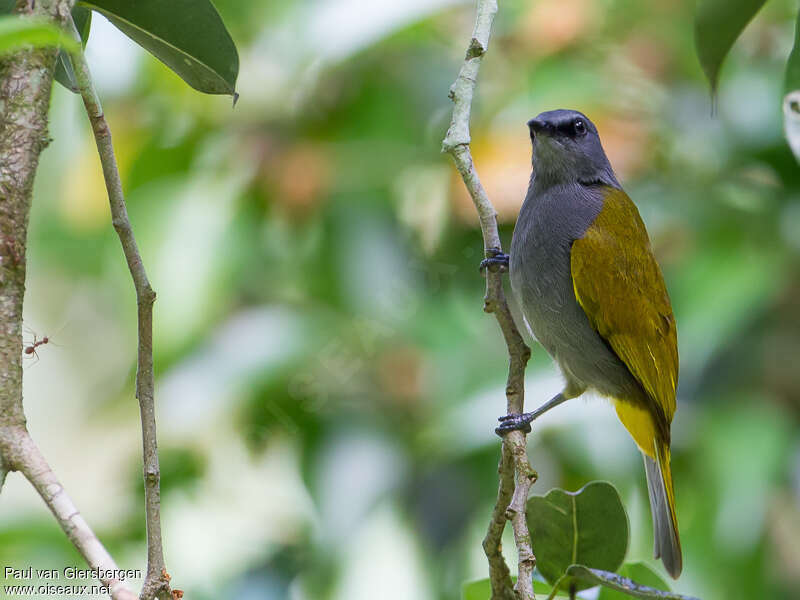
(463, 482), (700, 600)
(0, 0), (238, 97)
(694, 0), (800, 157)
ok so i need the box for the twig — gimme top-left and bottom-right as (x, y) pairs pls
(482, 439), (516, 600)
(0, 2), (136, 600)
(5, 429), (138, 600)
(442, 1), (537, 599)
(67, 20), (170, 600)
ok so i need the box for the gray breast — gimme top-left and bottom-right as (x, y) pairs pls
(509, 181), (641, 399)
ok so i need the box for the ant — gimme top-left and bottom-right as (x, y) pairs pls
(23, 333), (50, 361)
(22, 325), (63, 364)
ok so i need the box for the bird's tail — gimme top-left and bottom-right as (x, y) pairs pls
(643, 441), (682, 579)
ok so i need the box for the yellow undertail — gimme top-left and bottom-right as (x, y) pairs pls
(614, 400), (682, 578)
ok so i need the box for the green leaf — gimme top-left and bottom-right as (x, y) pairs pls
(76, 0), (238, 96)
(526, 481), (629, 593)
(74, 7), (92, 43)
(785, 9), (800, 95)
(0, 16), (79, 55)
(461, 577), (492, 600)
(0, 0), (15, 15)
(597, 562), (671, 600)
(461, 577), (569, 600)
(694, 0), (767, 92)
(566, 565), (701, 600)
(53, 6), (91, 93)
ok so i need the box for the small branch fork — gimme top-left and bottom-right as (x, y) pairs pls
(66, 19), (171, 600)
(441, 1), (537, 599)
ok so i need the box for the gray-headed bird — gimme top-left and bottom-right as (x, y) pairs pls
(484, 109), (682, 578)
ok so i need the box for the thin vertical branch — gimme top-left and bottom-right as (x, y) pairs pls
(67, 21), (170, 600)
(442, 1), (537, 599)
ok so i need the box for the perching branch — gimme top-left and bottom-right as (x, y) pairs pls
(442, 1), (537, 599)
(0, 2), (137, 600)
(67, 19), (171, 600)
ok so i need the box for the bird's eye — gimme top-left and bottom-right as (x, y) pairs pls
(574, 119), (587, 136)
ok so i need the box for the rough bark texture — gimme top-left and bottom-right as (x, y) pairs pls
(0, 3), (138, 599)
(0, 1), (59, 457)
(442, 1), (537, 598)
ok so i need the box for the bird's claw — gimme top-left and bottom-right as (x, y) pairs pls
(480, 248), (509, 273)
(495, 412), (533, 436)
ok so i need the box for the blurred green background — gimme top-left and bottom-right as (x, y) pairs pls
(2, 0), (800, 599)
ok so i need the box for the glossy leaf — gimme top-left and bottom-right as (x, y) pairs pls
(786, 9), (800, 95)
(76, 0), (238, 95)
(0, 16), (78, 55)
(567, 565), (700, 600)
(597, 562), (671, 600)
(527, 481), (628, 593)
(53, 6), (91, 93)
(694, 0), (767, 92)
(461, 577), (568, 600)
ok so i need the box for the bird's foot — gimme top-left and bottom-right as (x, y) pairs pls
(495, 412), (534, 436)
(479, 248), (509, 273)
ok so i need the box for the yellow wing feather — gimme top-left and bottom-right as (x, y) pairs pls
(570, 188), (678, 433)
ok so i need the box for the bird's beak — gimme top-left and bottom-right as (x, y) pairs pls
(527, 118), (551, 137)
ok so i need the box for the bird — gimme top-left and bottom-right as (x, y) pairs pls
(482, 109), (682, 578)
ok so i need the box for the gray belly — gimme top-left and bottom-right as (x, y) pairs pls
(509, 183), (642, 399)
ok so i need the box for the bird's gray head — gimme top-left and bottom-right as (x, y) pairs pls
(528, 109), (619, 188)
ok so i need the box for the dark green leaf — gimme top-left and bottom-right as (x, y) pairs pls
(0, 16), (79, 55)
(694, 0), (767, 92)
(77, 0), (238, 95)
(461, 577), (493, 600)
(0, 0), (15, 15)
(53, 6), (91, 93)
(785, 9), (800, 95)
(566, 565), (701, 600)
(461, 577), (568, 600)
(598, 562), (671, 600)
(526, 481), (628, 593)
(74, 7), (92, 43)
